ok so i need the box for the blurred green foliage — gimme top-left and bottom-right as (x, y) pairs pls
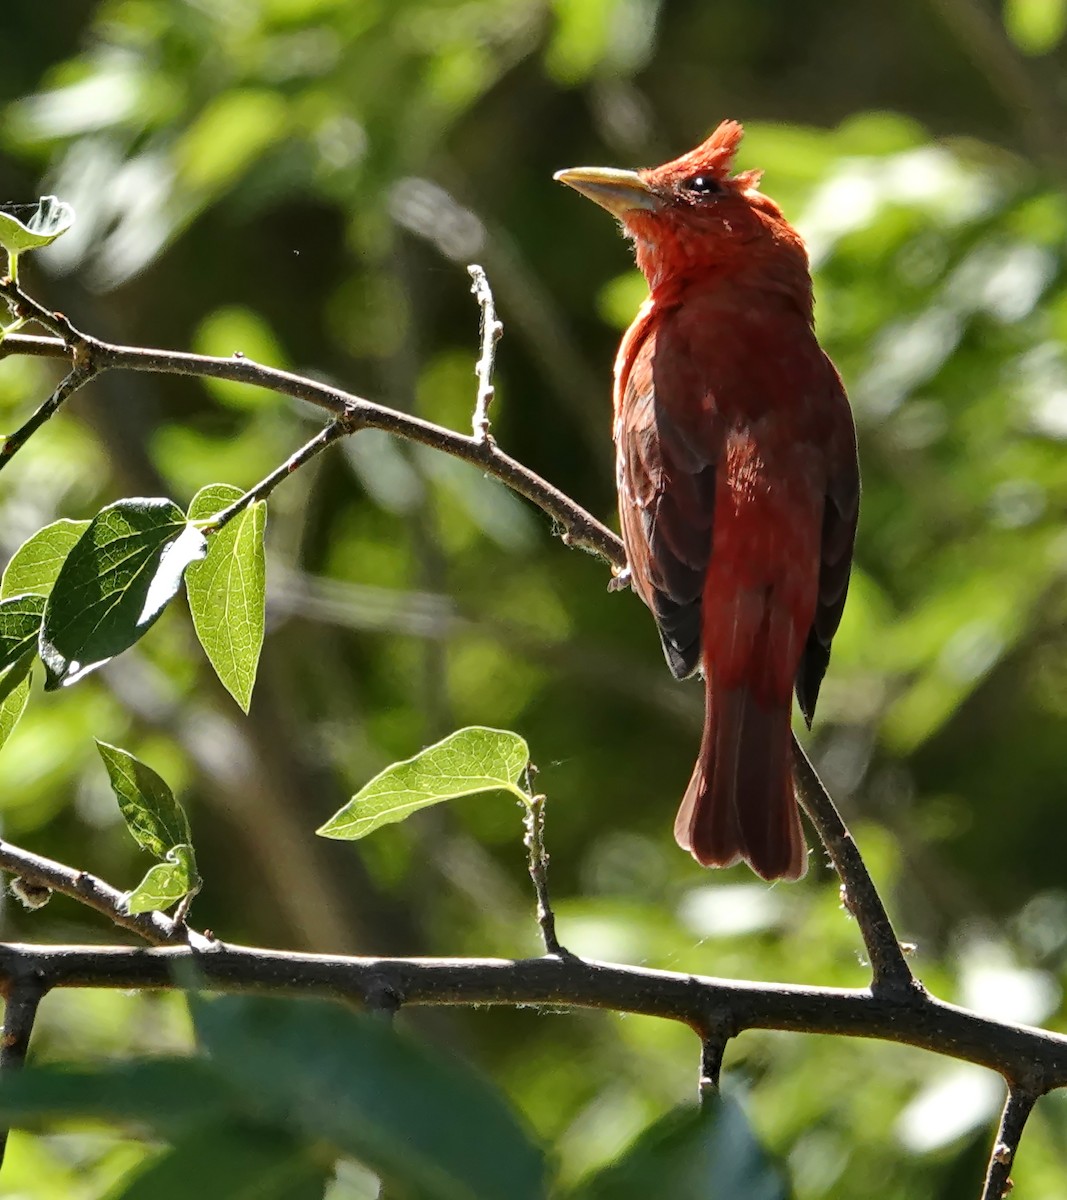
(1, 0), (1067, 1196)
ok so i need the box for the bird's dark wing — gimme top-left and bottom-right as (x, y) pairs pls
(616, 323), (721, 680)
(795, 367), (859, 725)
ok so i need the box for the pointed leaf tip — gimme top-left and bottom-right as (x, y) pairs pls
(318, 726), (530, 840)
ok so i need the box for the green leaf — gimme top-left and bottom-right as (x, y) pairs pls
(96, 740), (193, 858)
(112, 1125), (329, 1200)
(193, 995), (547, 1200)
(186, 483), (266, 713)
(0, 653), (33, 753)
(571, 1097), (787, 1200)
(1, 519), (89, 599)
(0, 594), (44, 673)
(39, 499), (206, 688)
(127, 844), (199, 914)
(0, 196), (75, 256)
(317, 726), (530, 840)
(0, 1058), (228, 1134)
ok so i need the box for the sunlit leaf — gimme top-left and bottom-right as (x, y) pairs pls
(39, 499), (206, 688)
(0, 594), (44, 673)
(0, 653), (33, 754)
(317, 726), (530, 840)
(572, 1096), (787, 1200)
(1, 519), (89, 599)
(127, 844), (199, 915)
(96, 740), (193, 858)
(0, 196), (75, 255)
(194, 995), (547, 1200)
(186, 484), (266, 713)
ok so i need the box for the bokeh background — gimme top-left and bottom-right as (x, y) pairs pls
(2, 0), (1067, 1195)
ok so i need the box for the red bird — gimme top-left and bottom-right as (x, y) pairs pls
(556, 121), (858, 880)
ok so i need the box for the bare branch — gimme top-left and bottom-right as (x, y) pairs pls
(0, 333), (622, 565)
(0, 838), (189, 947)
(0, 361), (98, 470)
(522, 790), (567, 957)
(982, 1086), (1039, 1200)
(792, 743), (917, 998)
(1, 941), (1067, 1087)
(205, 416), (352, 533)
(0, 974), (45, 1169)
(468, 264), (503, 442)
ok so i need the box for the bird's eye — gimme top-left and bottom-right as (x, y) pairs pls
(684, 175), (723, 198)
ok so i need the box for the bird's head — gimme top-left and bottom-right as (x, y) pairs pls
(555, 121), (808, 296)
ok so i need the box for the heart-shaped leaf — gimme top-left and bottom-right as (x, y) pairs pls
(40, 499), (205, 688)
(317, 726), (530, 841)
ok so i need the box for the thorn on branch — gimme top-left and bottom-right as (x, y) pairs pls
(467, 264), (503, 443)
(698, 1032), (728, 1102)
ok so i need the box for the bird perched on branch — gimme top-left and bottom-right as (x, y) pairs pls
(555, 121), (858, 880)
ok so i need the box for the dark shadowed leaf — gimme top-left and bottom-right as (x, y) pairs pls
(186, 483), (266, 713)
(96, 741), (194, 857)
(0, 519), (89, 599)
(0, 1058), (227, 1133)
(194, 995), (547, 1200)
(39, 499), (205, 688)
(0, 196), (75, 255)
(112, 1124), (329, 1200)
(571, 1096), (787, 1200)
(318, 726), (530, 840)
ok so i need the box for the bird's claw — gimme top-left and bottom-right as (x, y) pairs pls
(608, 566), (633, 593)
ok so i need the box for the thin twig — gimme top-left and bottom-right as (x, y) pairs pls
(0, 974), (45, 1169)
(205, 417), (352, 533)
(0, 333), (622, 565)
(791, 742), (917, 998)
(467, 264), (503, 442)
(0, 362), (97, 469)
(982, 1086), (1039, 1200)
(522, 792), (567, 957)
(0, 838), (187, 946)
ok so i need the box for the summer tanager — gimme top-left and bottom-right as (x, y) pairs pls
(555, 121), (858, 880)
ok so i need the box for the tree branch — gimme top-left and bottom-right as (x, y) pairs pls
(0, 974), (45, 1169)
(0, 838), (189, 947)
(982, 1086), (1039, 1200)
(791, 743), (916, 998)
(0, 940), (1065, 1088)
(0, 332), (622, 564)
(468, 263), (503, 442)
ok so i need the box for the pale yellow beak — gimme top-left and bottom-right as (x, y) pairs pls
(553, 166), (659, 219)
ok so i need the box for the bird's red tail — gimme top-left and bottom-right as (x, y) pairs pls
(674, 670), (807, 881)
